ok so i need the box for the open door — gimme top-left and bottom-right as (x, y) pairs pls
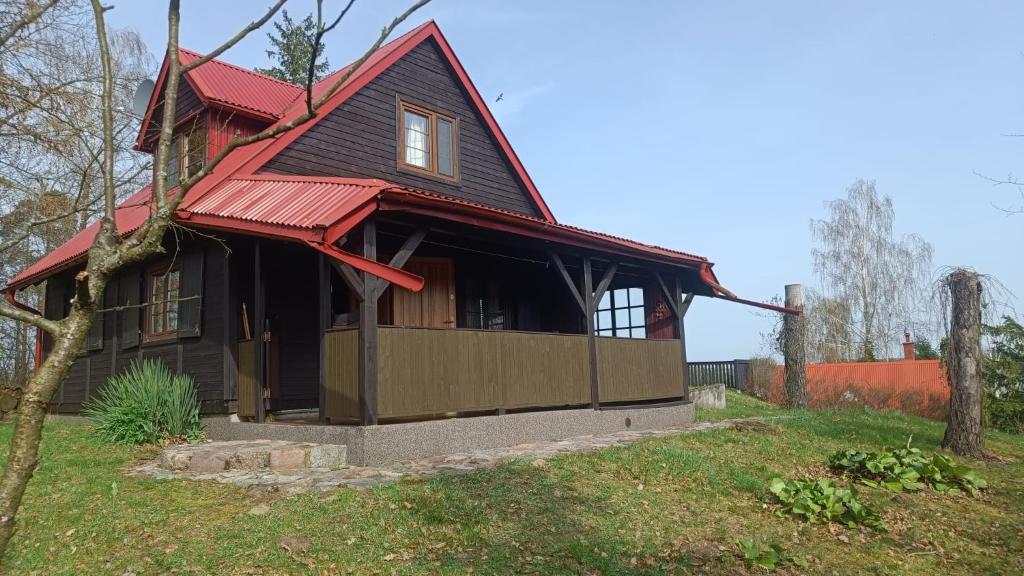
(389, 257), (455, 328)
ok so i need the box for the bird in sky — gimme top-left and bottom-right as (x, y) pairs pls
(495, 92), (504, 102)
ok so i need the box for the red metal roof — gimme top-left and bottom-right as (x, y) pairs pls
(182, 176), (386, 229)
(10, 22), (779, 310)
(8, 186), (155, 288)
(178, 49), (304, 120)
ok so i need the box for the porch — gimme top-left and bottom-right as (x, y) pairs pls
(240, 326), (686, 423)
(221, 194), (711, 427)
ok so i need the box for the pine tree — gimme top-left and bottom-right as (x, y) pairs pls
(255, 11), (330, 84)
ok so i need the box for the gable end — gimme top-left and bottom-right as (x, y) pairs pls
(262, 40), (543, 217)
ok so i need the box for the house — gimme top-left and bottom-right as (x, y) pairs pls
(5, 22), (789, 443)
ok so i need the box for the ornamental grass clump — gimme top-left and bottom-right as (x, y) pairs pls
(768, 477), (886, 531)
(84, 359), (203, 445)
(829, 439), (987, 496)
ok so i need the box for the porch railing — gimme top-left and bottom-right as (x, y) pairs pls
(322, 326), (685, 422)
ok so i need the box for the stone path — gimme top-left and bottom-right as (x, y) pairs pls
(129, 417), (776, 496)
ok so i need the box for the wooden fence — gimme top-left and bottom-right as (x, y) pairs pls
(687, 360), (750, 389)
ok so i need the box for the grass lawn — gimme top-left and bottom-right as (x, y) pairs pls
(2, 392), (1022, 575)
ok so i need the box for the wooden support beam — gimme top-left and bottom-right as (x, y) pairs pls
(583, 257), (599, 409)
(330, 259), (364, 299)
(358, 220), (379, 426)
(317, 253), (331, 423)
(550, 252), (586, 314)
(654, 272), (680, 317)
(373, 228), (427, 301)
(675, 276), (691, 402)
(592, 262), (618, 310)
(681, 293), (695, 317)
(253, 241), (266, 423)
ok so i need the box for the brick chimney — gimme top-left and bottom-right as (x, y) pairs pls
(902, 331), (916, 361)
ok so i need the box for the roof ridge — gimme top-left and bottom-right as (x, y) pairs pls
(178, 47), (304, 91)
(312, 20), (435, 91)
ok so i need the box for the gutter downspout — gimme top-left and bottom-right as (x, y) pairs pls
(5, 287), (45, 369)
(698, 263), (804, 316)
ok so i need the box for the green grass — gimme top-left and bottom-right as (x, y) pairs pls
(2, 394), (1023, 575)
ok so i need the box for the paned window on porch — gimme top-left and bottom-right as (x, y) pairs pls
(595, 287), (646, 338)
(461, 277), (513, 330)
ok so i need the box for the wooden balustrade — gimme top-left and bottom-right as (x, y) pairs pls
(319, 326), (684, 421)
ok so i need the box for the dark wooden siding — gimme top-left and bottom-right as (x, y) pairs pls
(142, 79), (205, 147)
(263, 40), (542, 217)
(46, 237), (231, 413)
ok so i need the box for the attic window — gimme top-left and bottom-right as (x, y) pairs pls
(398, 100), (458, 180)
(165, 119), (206, 189)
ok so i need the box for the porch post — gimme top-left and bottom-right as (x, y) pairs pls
(318, 253), (331, 423)
(358, 219), (379, 425)
(253, 240), (266, 423)
(583, 257), (599, 409)
(674, 276), (694, 402)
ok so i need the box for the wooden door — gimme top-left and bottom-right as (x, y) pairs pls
(391, 257), (455, 328)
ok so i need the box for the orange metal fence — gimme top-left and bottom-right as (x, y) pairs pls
(769, 360), (949, 420)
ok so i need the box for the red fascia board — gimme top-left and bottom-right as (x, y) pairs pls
(376, 193), (704, 271)
(135, 58), (210, 151)
(428, 25), (556, 223)
(175, 211), (324, 242)
(324, 201), (378, 245)
(233, 26), (437, 174)
(305, 241), (424, 293)
(177, 210), (424, 293)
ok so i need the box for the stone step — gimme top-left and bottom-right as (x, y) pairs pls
(160, 440), (346, 474)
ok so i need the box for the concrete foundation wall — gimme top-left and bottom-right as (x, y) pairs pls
(205, 402), (695, 466)
(691, 383), (726, 409)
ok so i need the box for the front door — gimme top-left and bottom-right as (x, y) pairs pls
(390, 257), (455, 328)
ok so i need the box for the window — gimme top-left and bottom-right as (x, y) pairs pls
(399, 100), (457, 179)
(595, 287), (646, 338)
(164, 121), (206, 189)
(461, 277), (512, 330)
(145, 264), (180, 340)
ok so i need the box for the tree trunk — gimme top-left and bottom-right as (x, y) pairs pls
(0, 301), (94, 560)
(783, 284), (807, 408)
(941, 270), (985, 458)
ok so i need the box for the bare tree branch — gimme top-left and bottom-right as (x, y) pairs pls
(0, 0), (61, 50)
(181, 0), (288, 73)
(306, 0), (357, 111)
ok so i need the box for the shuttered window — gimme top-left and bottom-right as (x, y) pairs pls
(120, 268), (142, 350)
(398, 100), (458, 181)
(145, 265), (180, 341)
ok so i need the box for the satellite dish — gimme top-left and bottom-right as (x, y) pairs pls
(131, 79), (156, 117)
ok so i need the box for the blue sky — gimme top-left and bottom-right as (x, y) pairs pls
(107, 1), (1024, 360)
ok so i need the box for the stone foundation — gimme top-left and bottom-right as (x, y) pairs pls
(205, 402), (695, 466)
(160, 440), (346, 473)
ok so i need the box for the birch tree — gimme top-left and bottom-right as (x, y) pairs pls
(811, 180), (935, 360)
(0, 2), (151, 405)
(0, 0), (431, 562)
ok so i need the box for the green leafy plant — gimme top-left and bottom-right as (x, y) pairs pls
(829, 439), (987, 496)
(84, 359), (203, 445)
(985, 392), (1024, 434)
(736, 539), (789, 570)
(768, 478), (885, 530)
